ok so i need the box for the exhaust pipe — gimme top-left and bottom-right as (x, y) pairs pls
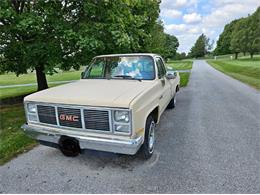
(59, 136), (80, 157)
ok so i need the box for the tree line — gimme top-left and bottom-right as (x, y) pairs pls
(214, 7), (260, 59)
(0, 0), (179, 91)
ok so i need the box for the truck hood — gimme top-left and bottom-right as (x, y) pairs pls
(24, 79), (155, 108)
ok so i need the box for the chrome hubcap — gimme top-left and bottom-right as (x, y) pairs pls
(148, 121), (155, 153)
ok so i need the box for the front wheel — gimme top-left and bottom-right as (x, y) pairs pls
(167, 94), (176, 109)
(139, 115), (155, 159)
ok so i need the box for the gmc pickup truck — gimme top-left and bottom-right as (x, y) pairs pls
(22, 53), (180, 159)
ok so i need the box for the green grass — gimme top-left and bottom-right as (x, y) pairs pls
(0, 104), (37, 165)
(167, 60), (193, 70)
(207, 58), (260, 90)
(180, 72), (190, 87)
(0, 83), (62, 100)
(0, 68), (83, 86)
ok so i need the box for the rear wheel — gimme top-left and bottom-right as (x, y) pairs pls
(140, 115), (155, 159)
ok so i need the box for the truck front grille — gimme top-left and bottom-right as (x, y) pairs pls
(36, 104), (110, 132)
(58, 107), (82, 128)
(84, 109), (110, 131)
(37, 105), (57, 125)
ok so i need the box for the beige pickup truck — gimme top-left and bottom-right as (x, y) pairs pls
(22, 53), (180, 159)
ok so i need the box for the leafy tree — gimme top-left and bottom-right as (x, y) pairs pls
(144, 20), (167, 55)
(174, 52), (186, 60)
(0, 0), (161, 91)
(216, 7), (260, 58)
(144, 20), (179, 60)
(214, 19), (239, 55)
(164, 34), (179, 59)
(189, 34), (211, 58)
(246, 7), (260, 58)
(230, 18), (248, 59)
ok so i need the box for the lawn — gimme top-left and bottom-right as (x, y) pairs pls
(0, 104), (37, 165)
(167, 60), (193, 70)
(207, 58), (260, 90)
(0, 83), (63, 100)
(0, 68), (83, 86)
(180, 72), (190, 87)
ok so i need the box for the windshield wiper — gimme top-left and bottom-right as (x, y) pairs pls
(113, 75), (133, 79)
(113, 75), (142, 82)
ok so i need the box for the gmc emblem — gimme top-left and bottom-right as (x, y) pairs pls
(59, 114), (79, 122)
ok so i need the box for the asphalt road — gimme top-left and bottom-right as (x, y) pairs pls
(0, 60), (259, 193)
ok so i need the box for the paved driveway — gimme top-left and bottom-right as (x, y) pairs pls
(0, 60), (259, 193)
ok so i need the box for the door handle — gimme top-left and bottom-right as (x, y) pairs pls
(159, 95), (163, 100)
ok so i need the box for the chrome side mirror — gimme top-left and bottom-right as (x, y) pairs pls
(166, 71), (177, 79)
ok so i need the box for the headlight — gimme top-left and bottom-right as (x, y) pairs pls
(114, 124), (130, 133)
(27, 103), (36, 113)
(113, 110), (131, 134)
(114, 111), (130, 123)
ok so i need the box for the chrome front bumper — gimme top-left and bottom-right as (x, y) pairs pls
(22, 124), (143, 155)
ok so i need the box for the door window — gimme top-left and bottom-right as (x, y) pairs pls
(156, 57), (166, 79)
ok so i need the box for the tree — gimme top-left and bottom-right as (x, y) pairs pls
(189, 34), (211, 58)
(215, 6), (260, 58)
(214, 19), (239, 55)
(0, 0), (161, 91)
(246, 7), (260, 58)
(163, 34), (179, 59)
(144, 20), (179, 60)
(230, 18), (248, 59)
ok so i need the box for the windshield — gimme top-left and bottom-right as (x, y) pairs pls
(82, 56), (155, 80)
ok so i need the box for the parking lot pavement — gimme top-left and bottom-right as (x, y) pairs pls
(0, 60), (259, 193)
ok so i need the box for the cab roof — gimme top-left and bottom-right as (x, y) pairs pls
(95, 53), (161, 58)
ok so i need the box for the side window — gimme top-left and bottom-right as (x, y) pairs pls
(156, 57), (166, 78)
(88, 59), (105, 78)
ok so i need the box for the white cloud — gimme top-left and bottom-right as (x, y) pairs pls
(165, 24), (187, 35)
(161, 0), (198, 9)
(202, 2), (258, 28)
(183, 12), (202, 24)
(161, 9), (182, 19)
(160, 0), (260, 53)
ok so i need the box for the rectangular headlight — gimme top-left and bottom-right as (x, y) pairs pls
(114, 124), (130, 133)
(28, 114), (38, 122)
(113, 110), (130, 123)
(27, 103), (37, 113)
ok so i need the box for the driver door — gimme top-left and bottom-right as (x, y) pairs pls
(155, 57), (172, 114)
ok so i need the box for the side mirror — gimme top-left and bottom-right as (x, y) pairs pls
(166, 71), (177, 79)
(81, 72), (84, 79)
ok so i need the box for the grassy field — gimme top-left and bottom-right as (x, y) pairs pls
(0, 68), (83, 86)
(179, 72), (190, 87)
(167, 60), (193, 70)
(0, 104), (37, 165)
(168, 60), (192, 87)
(0, 83), (63, 100)
(207, 57), (260, 90)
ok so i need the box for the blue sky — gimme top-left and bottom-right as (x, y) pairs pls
(160, 0), (260, 53)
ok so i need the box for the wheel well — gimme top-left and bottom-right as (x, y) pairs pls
(176, 85), (180, 92)
(149, 107), (159, 123)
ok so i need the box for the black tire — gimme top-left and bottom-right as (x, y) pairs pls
(59, 136), (80, 157)
(139, 115), (155, 159)
(167, 94), (176, 109)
